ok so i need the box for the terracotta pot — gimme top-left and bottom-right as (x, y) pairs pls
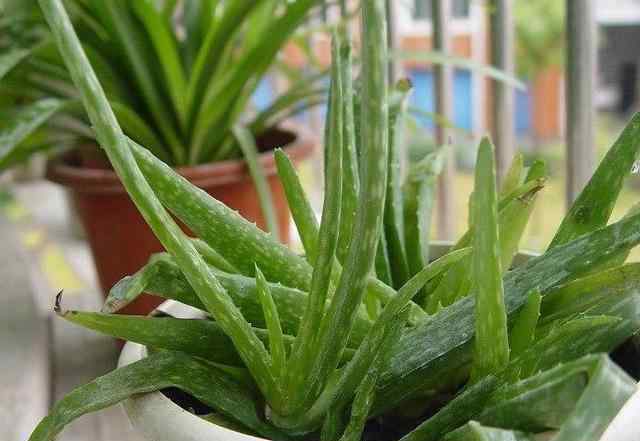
(47, 126), (314, 315)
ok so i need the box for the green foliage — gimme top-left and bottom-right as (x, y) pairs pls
(28, 1), (640, 440)
(0, 0), (326, 168)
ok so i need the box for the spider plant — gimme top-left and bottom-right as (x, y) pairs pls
(0, 0), (326, 169)
(30, 0), (640, 440)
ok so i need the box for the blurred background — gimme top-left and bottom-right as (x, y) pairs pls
(1, 1), (640, 440)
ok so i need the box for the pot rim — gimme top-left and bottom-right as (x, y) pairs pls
(117, 243), (639, 441)
(46, 123), (315, 194)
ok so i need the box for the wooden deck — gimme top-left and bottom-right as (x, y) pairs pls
(1, 182), (143, 441)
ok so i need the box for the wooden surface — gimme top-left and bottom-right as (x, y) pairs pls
(2, 182), (144, 441)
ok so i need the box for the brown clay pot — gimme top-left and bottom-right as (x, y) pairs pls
(47, 127), (314, 315)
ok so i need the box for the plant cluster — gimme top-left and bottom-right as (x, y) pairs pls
(29, 0), (640, 440)
(0, 0), (325, 169)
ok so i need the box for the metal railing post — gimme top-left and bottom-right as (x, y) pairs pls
(490, 0), (515, 182)
(433, 0), (456, 240)
(565, 0), (596, 205)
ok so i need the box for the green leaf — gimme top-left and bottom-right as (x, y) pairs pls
(287, 31), (344, 412)
(404, 150), (443, 281)
(384, 79), (413, 288)
(131, 0), (188, 130)
(233, 125), (280, 242)
(0, 98), (68, 169)
(301, 0), (389, 411)
(508, 290), (541, 358)
(275, 148), (320, 259)
(375, 209), (640, 414)
(28, 351), (290, 441)
(339, 309), (410, 441)
(550, 112), (640, 248)
(39, 0), (278, 405)
(337, 36), (360, 264)
(0, 47), (33, 81)
(471, 138), (510, 382)
(445, 422), (535, 441)
(499, 153), (524, 198)
(255, 265), (287, 382)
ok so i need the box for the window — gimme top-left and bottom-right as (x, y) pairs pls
(452, 0), (470, 18)
(412, 0), (470, 20)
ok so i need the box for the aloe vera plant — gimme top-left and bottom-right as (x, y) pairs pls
(28, 0), (640, 440)
(0, 0), (325, 169)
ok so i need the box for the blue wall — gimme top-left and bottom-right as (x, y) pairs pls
(408, 68), (532, 135)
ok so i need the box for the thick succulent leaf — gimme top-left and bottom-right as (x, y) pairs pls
(383, 79), (413, 288)
(255, 265), (287, 381)
(541, 263), (640, 325)
(445, 422), (535, 441)
(375, 210), (640, 413)
(40, 0), (278, 404)
(103, 252), (372, 346)
(471, 138), (510, 382)
(509, 290), (542, 358)
(289, 32), (343, 397)
(549, 112), (640, 248)
(499, 153), (525, 198)
(28, 351), (290, 441)
(480, 355), (636, 441)
(404, 150), (443, 283)
(274, 148), (319, 259)
(233, 125), (280, 241)
(0, 98), (68, 169)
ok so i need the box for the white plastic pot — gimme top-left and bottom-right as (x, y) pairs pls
(118, 244), (640, 441)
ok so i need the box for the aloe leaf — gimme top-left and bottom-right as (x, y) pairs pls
(499, 153), (524, 198)
(540, 263), (640, 325)
(39, 0), (278, 403)
(321, 407), (347, 441)
(129, 138), (314, 291)
(375, 234), (394, 286)
(131, 0), (188, 130)
(471, 138), (510, 382)
(550, 112), (640, 248)
(508, 290), (541, 358)
(28, 351), (290, 441)
(404, 150), (444, 282)
(288, 32), (344, 409)
(480, 355), (636, 440)
(57, 307), (249, 366)
(444, 422), (535, 441)
(233, 125), (280, 241)
(190, 238), (239, 273)
(0, 98), (68, 169)
(104, 252), (372, 346)
(255, 265), (287, 381)
(275, 148), (320, 259)
(276, 249), (471, 433)
(302, 0), (389, 409)
(337, 36), (360, 264)
(384, 79), (413, 288)
(375, 210), (640, 413)
(399, 375), (501, 441)
(0, 47), (33, 81)
(339, 308), (409, 441)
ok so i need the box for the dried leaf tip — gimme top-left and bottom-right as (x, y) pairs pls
(54, 290), (64, 314)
